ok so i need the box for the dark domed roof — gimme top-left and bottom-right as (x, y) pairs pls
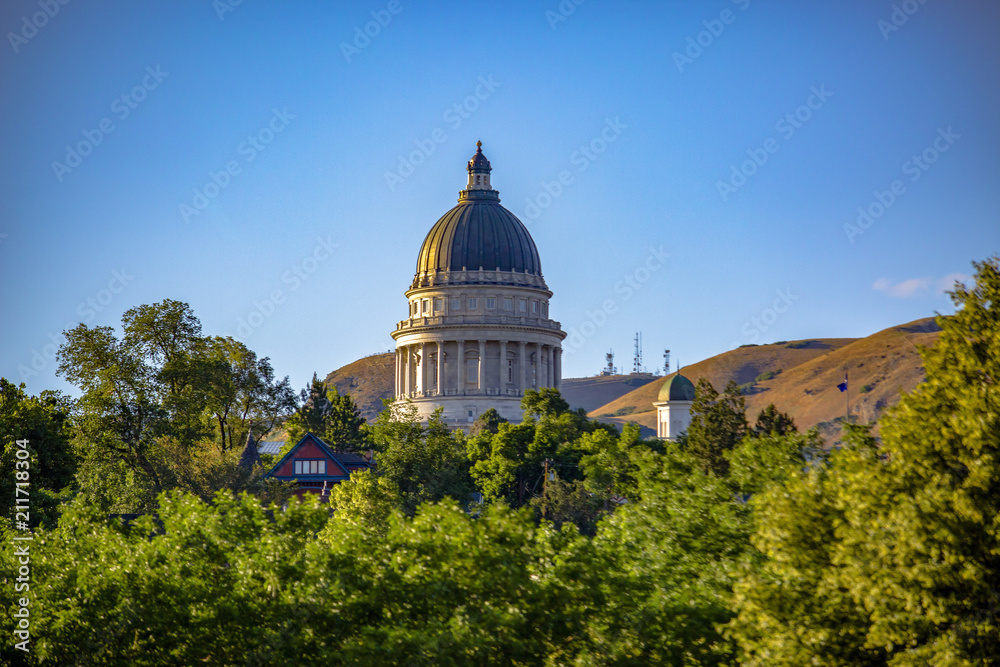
(657, 373), (696, 402)
(413, 143), (543, 287)
(415, 200), (541, 276)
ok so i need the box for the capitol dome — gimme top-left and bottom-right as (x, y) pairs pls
(411, 142), (545, 290)
(391, 142), (566, 427)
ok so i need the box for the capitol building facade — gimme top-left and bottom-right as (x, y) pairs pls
(390, 143), (566, 425)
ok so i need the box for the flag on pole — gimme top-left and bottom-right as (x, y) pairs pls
(837, 376), (848, 392)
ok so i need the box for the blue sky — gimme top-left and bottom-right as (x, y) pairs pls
(2, 0), (997, 397)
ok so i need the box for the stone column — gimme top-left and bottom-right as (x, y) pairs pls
(499, 340), (507, 393)
(457, 340), (465, 394)
(518, 341), (526, 394)
(404, 345), (411, 396)
(478, 339), (486, 394)
(554, 347), (562, 391)
(437, 341), (444, 396)
(394, 348), (401, 398)
(419, 342), (426, 395)
(536, 342), (543, 388)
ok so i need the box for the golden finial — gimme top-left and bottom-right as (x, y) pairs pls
(476, 140), (482, 150)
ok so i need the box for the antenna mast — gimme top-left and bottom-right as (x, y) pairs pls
(632, 332), (643, 374)
(601, 349), (616, 376)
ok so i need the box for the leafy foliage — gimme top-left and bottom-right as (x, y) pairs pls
(682, 378), (749, 475)
(284, 373), (368, 453)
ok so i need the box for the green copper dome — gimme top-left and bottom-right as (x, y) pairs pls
(657, 373), (696, 402)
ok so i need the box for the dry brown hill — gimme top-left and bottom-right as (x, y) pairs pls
(560, 374), (658, 413)
(590, 318), (940, 442)
(323, 353), (395, 421)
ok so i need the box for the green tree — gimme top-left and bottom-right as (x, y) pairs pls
(369, 401), (472, 514)
(468, 390), (603, 509)
(0, 379), (76, 528)
(577, 422), (643, 508)
(322, 468), (401, 538)
(751, 403), (797, 437)
(57, 300), (296, 507)
(729, 425), (885, 666)
(283, 373), (367, 451)
(592, 443), (754, 663)
(469, 406), (507, 437)
(733, 257), (1000, 664)
(726, 428), (822, 497)
(521, 387), (570, 419)
(682, 379), (748, 476)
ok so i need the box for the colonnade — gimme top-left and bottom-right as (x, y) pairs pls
(395, 339), (562, 398)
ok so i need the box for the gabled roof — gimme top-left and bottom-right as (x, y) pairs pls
(264, 432), (371, 483)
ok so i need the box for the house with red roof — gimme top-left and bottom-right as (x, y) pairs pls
(265, 432), (373, 500)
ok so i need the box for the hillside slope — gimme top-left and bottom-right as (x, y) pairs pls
(590, 318), (940, 442)
(560, 374), (658, 413)
(323, 353), (395, 421)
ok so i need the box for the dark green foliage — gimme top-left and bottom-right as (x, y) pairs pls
(755, 369), (781, 382)
(683, 379), (748, 476)
(284, 374), (368, 452)
(55, 299), (297, 511)
(468, 407), (507, 437)
(0, 380), (75, 528)
(752, 403), (797, 437)
(5, 261), (998, 665)
(520, 387), (570, 419)
(369, 401), (472, 515)
(732, 256), (1000, 664)
(859, 383), (874, 393)
(784, 340), (811, 349)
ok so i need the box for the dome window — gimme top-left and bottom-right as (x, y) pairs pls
(519, 299), (527, 312)
(486, 298), (496, 310)
(422, 299), (430, 314)
(468, 297), (478, 310)
(503, 298), (513, 311)
(433, 297), (443, 312)
(532, 301), (538, 314)
(451, 297), (461, 311)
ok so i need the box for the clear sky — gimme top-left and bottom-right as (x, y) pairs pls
(2, 0), (998, 397)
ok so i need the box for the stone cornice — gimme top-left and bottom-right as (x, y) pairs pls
(410, 267), (548, 290)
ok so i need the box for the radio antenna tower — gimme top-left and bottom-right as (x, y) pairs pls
(663, 349), (671, 375)
(632, 332), (643, 374)
(601, 350), (616, 376)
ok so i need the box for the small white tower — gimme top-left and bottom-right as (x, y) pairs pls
(653, 373), (696, 440)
